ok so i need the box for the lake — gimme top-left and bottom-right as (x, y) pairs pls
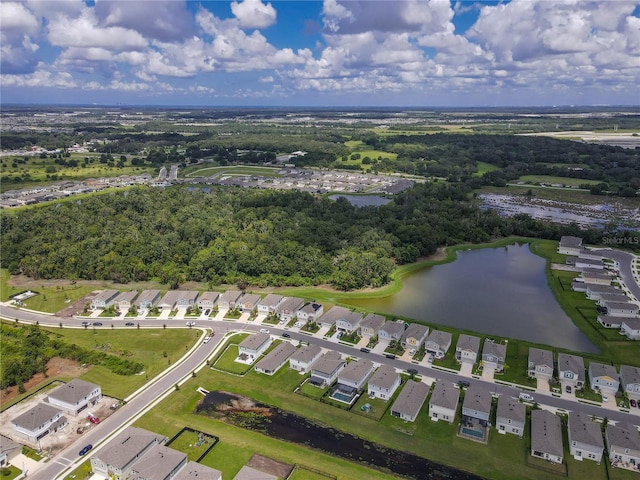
(328, 194), (392, 207)
(346, 244), (599, 353)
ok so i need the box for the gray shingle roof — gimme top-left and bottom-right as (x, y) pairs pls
(560, 236), (582, 248)
(462, 386), (492, 415)
(606, 422), (640, 451)
(368, 365), (399, 390)
(482, 340), (506, 359)
(289, 344), (322, 364)
(569, 412), (604, 449)
(528, 347), (553, 368)
(255, 342), (296, 372)
(623, 318), (640, 330)
(311, 350), (344, 376)
(48, 378), (99, 405)
(379, 320), (405, 336)
(135, 289), (160, 306)
(92, 427), (165, 470)
(299, 302), (323, 315)
(496, 395), (525, 424)
(403, 323), (429, 342)
(391, 380), (429, 418)
(11, 403), (62, 431)
(130, 444), (185, 480)
(259, 294), (284, 308)
(219, 290), (243, 304)
(317, 306), (353, 326)
(239, 333), (271, 351)
(621, 365), (640, 386)
(197, 291), (219, 304)
(429, 380), (460, 411)
(603, 301), (638, 312)
(276, 297), (305, 314)
(238, 293), (261, 308)
(115, 290), (138, 304)
(172, 461), (222, 480)
(338, 359), (373, 384)
(589, 362), (618, 380)
(558, 353), (585, 381)
(531, 410), (563, 458)
(456, 334), (480, 354)
(426, 330), (452, 349)
(360, 313), (385, 331)
(93, 289), (119, 303)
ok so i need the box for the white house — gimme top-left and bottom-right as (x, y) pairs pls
(588, 362), (619, 396)
(558, 353), (585, 390)
(276, 297), (305, 322)
(359, 314), (385, 338)
(135, 289), (161, 309)
(238, 333), (272, 362)
(621, 318), (640, 340)
(47, 379), (102, 416)
(531, 410), (563, 464)
(91, 289), (120, 310)
(11, 403), (67, 443)
(481, 340), (506, 372)
(296, 303), (324, 323)
(568, 411), (604, 463)
(620, 365), (640, 401)
(255, 342), (296, 375)
(317, 306), (355, 329)
(367, 365), (400, 401)
(289, 344), (322, 373)
(309, 351), (345, 387)
(496, 395), (526, 438)
(603, 301), (639, 318)
(337, 359), (374, 390)
(378, 320), (405, 342)
(218, 290), (243, 309)
(558, 236), (582, 255)
(390, 380), (429, 422)
(455, 334), (480, 365)
(335, 311), (364, 333)
(257, 294), (283, 315)
(528, 347), (554, 380)
(424, 330), (452, 359)
(197, 292), (219, 311)
(428, 380), (459, 424)
(606, 422), (640, 468)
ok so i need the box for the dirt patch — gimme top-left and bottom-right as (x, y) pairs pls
(1, 357), (90, 405)
(247, 453), (293, 479)
(55, 291), (99, 317)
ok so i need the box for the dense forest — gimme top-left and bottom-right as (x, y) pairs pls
(2, 183), (625, 290)
(0, 324), (144, 391)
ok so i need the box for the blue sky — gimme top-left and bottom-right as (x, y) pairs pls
(1, 0), (639, 106)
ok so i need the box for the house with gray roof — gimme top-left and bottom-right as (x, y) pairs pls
(531, 410), (563, 464)
(496, 395), (526, 438)
(558, 353), (585, 390)
(238, 333), (272, 362)
(257, 294), (283, 315)
(390, 380), (429, 422)
(606, 422), (640, 468)
(378, 320), (405, 342)
(91, 289), (120, 310)
(90, 427), (166, 479)
(367, 365), (400, 401)
(461, 386), (492, 426)
(47, 378), (101, 415)
(11, 403), (66, 443)
(237, 293), (262, 312)
(289, 344), (322, 373)
(558, 236), (582, 255)
(309, 351), (345, 387)
(255, 342), (296, 375)
(0, 434), (20, 469)
(569, 411), (604, 463)
(429, 380), (460, 424)
(586, 284), (621, 300)
(598, 293), (630, 305)
(482, 340), (506, 372)
(401, 323), (429, 350)
(576, 257), (604, 270)
(197, 291), (219, 311)
(129, 444), (186, 480)
(620, 365), (640, 401)
(605, 301), (639, 318)
(276, 297), (305, 322)
(597, 315), (626, 329)
(135, 289), (161, 309)
(317, 306), (352, 329)
(337, 359), (374, 390)
(335, 310), (364, 333)
(296, 302), (324, 322)
(621, 318), (640, 340)
(173, 462), (222, 480)
(359, 313), (385, 338)
(218, 290), (243, 309)
(581, 271), (612, 285)
(114, 291), (138, 312)
(528, 347), (554, 381)
(588, 362), (619, 395)
(158, 290), (180, 310)
(425, 330), (452, 359)
(456, 334), (480, 365)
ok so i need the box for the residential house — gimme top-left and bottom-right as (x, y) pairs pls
(531, 410), (564, 464)
(582, 271), (612, 285)
(576, 257), (604, 270)
(11, 403), (67, 443)
(390, 380), (429, 422)
(114, 291), (138, 312)
(276, 297), (305, 322)
(482, 340), (506, 372)
(296, 303), (324, 323)
(605, 422), (640, 468)
(598, 293), (630, 306)
(558, 236), (582, 255)
(621, 318), (640, 340)
(424, 330), (452, 359)
(334, 311), (363, 333)
(378, 320), (406, 342)
(429, 380), (459, 424)
(359, 314), (385, 338)
(289, 344), (322, 373)
(589, 362), (619, 395)
(173, 462), (222, 480)
(157, 291), (179, 310)
(0, 434), (20, 469)
(317, 306), (353, 329)
(218, 290), (243, 309)
(528, 348), (554, 380)
(569, 411), (604, 463)
(255, 343), (296, 375)
(401, 323), (429, 350)
(90, 427), (166, 479)
(238, 333), (272, 362)
(367, 365), (400, 401)
(461, 386), (492, 428)
(197, 292), (219, 311)
(257, 294), (284, 315)
(135, 289), (161, 309)
(558, 353), (585, 389)
(620, 365), (640, 401)
(47, 379), (101, 416)
(456, 334), (481, 365)
(586, 284), (621, 300)
(175, 291), (199, 309)
(577, 249), (605, 261)
(572, 280), (589, 293)
(337, 359), (374, 390)
(237, 293), (261, 312)
(91, 289), (120, 310)
(309, 351), (345, 387)
(597, 315), (627, 329)
(496, 395), (526, 438)
(128, 444), (187, 480)
(604, 301), (639, 318)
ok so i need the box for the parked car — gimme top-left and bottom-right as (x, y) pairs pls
(457, 380), (470, 388)
(630, 399), (637, 408)
(186, 321), (196, 327)
(519, 393), (534, 402)
(360, 347), (370, 353)
(384, 354), (396, 359)
(79, 444), (93, 456)
(282, 333), (291, 338)
(565, 385), (572, 393)
(260, 328), (270, 334)
(602, 394), (609, 402)
(125, 322), (135, 327)
(203, 336), (212, 344)
(204, 309), (211, 316)
(81, 321), (90, 327)
(87, 415), (100, 424)
(92, 322), (103, 326)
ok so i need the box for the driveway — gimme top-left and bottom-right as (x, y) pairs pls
(371, 339), (389, 354)
(212, 308), (227, 321)
(459, 362), (473, 377)
(536, 378), (551, 393)
(481, 365), (495, 382)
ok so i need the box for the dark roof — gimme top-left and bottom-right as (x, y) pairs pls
(531, 410), (563, 458)
(429, 380), (460, 411)
(391, 380), (429, 418)
(569, 412), (604, 449)
(48, 378), (100, 405)
(496, 395), (526, 424)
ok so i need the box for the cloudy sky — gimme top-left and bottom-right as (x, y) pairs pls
(1, 0), (639, 106)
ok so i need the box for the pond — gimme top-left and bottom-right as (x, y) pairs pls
(345, 243), (599, 353)
(329, 194), (392, 207)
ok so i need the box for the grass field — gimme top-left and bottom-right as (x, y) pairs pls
(518, 175), (602, 186)
(474, 161), (500, 176)
(183, 165), (281, 178)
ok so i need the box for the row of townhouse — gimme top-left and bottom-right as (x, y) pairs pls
(528, 348), (640, 399)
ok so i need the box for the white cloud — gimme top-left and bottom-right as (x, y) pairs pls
(231, 0), (277, 29)
(0, 2), (39, 32)
(1, 64), (77, 88)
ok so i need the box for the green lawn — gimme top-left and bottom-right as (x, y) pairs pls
(213, 345), (254, 375)
(474, 161), (500, 176)
(183, 165), (281, 178)
(518, 175), (602, 186)
(166, 428), (217, 462)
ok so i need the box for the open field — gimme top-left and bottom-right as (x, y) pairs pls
(183, 165), (281, 178)
(474, 161), (500, 176)
(518, 175), (602, 186)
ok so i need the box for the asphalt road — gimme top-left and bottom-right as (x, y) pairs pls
(593, 248), (640, 301)
(2, 304), (639, 479)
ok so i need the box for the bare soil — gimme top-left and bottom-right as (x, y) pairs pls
(247, 453), (294, 479)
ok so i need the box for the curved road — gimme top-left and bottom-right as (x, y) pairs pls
(1, 304), (639, 479)
(594, 248), (640, 302)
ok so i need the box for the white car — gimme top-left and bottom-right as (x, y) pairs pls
(518, 392), (534, 402)
(203, 335), (212, 344)
(186, 321), (196, 327)
(260, 328), (270, 334)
